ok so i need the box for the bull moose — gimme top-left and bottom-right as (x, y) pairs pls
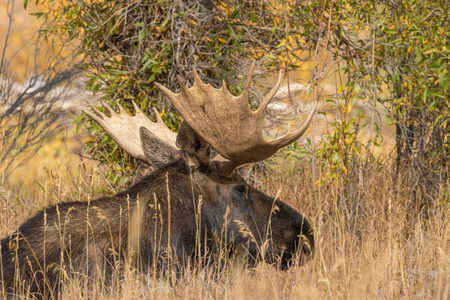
(1, 63), (317, 299)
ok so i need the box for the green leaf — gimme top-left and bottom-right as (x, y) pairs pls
(428, 91), (445, 99)
(230, 4), (242, 19)
(34, 180), (45, 193)
(434, 114), (443, 125)
(138, 30), (145, 42)
(161, 18), (169, 29)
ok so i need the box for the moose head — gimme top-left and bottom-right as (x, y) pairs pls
(84, 62), (317, 266)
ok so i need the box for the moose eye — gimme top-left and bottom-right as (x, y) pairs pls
(235, 185), (247, 194)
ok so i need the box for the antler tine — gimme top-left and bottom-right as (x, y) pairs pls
(254, 70), (283, 119)
(151, 106), (165, 124)
(83, 101), (177, 162)
(115, 100), (127, 114)
(192, 67), (203, 87)
(268, 96), (319, 148)
(101, 100), (115, 115)
(83, 107), (105, 127)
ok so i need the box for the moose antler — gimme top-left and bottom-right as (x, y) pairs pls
(82, 101), (177, 162)
(154, 62), (318, 166)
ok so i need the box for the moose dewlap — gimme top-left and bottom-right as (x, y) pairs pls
(1, 63), (316, 299)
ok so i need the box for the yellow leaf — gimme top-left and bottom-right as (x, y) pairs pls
(299, 39), (306, 44)
(218, 37), (227, 43)
(160, 108), (165, 117)
(389, 25), (395, 30)
(347, 103), (352, 113)
(407, 46), (412, 53)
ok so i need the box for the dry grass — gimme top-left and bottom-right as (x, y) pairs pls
(1, 127), (450, 299)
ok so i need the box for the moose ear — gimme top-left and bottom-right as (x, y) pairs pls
(176, 122), (211, 169)
(139, 127), (180, 168)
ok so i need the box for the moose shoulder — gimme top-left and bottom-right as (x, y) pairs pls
(1, 63), (316, 299)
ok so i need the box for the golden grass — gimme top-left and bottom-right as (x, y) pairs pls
(1, 127), (450, 299)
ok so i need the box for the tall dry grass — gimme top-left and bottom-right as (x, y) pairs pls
(1, 130), (450, 299)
